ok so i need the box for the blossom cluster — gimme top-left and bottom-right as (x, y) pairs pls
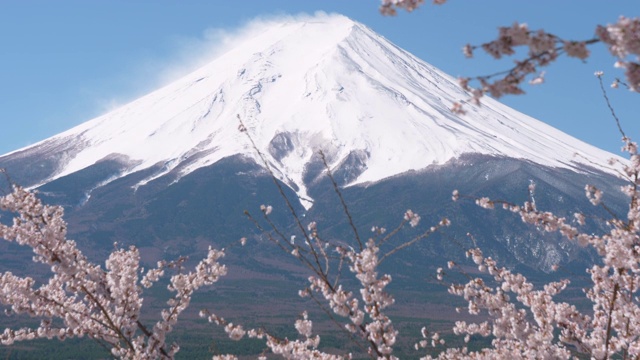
(428, 136), (640, 359)
(0, 186), (228, 359)
(379, 0), (441, 16)
(453, 22), (599, 109)
(204, 197), (450, 359)
(455, 17), (639, 110)
(597, 16), (640, 91)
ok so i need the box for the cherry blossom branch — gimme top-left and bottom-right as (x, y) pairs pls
(379, 2), (640, 113)
(235, 116), (449, 358)
(0, 185), (228, 358)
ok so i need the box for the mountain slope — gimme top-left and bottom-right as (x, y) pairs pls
(0, 14), (623, 210)
(0, 14), (632, 358)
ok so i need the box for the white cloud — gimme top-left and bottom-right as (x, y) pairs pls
(91, 11), (344, 117)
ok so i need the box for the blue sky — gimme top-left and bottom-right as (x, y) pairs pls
(0, 1), (637, 155)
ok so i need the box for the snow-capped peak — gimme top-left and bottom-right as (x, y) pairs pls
(4, 14), (624, 209)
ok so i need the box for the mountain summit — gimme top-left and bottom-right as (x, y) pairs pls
(0, 14), (621, 208)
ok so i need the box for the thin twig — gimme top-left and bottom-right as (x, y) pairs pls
(319, 151), (363, 251)
(244, 210), (320, 278)
(377, 219), (408, 247)
(597, 75), (626, 139)
(378, 220), (445, 264)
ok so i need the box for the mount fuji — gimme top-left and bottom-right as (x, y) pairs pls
(1, 14), (622, 203)
(0, 14), (627, 274)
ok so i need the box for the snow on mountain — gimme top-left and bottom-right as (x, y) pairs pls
(3, 13), (623, 208)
